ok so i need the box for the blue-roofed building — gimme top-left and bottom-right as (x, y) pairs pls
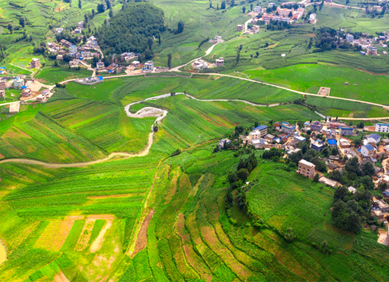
(376, 123), (389, 133)
(69, 45), (77, 54)
(281, 122), (296, 135)
(367, 133), (381, 144)
(327, 138), (337, 147)
(361, 144), (376, 157)
(346, 33), (354, 42)
(97, 76), (103, 81)
(249, 125), (268, 143)
(383, 190), (389, 201)
(311, 140), (325, 152)
(340, 127), (354, 136)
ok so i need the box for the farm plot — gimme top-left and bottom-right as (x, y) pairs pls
(0, 153), (161, 281)
(117, 143), (389, 281)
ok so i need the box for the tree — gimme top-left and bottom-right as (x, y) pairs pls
(78, 0), (82, 9)
(361, 162), (375, 176)
(236, 51), (240, 63)
(7, 24), (13, 34)
(237, 168), (249, 182)
(313, 173), (320, 182)
(221, 1), (226, 9)
(109, 8), (113, 18)
(176, 20), (185, 34)
(250, 3), (253, 11)
(308, 37), (313, 49)
(92, 9), (96, 18)
(167, 53), (172, 69)
(242, 7), (246, 14)
(19, 17), (26, 28)
(230, 0), (235, 7)
(352, 137), (362, 147)
(228, 172), (238, 184)
(283, 227), (296, 242)
(148, 37), (153, 50)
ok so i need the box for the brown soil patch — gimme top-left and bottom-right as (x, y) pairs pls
(75, 219), (96, 251)
(54, 271), (69, 282)
(88, 214), (115, 220)
(355, 68), (388, 76)
(131, 210), (154, 258)
(90, 220), (112, 253)
(176, 214), (212, 281)
(201, 225), (252, 279)
(55, 7), (60, 13)
(88, 193), (146, 200)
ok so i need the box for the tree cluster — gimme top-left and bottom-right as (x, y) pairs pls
(331, 184), (372, 233)
(315, 27), (337, 51)
(327, 157), (375, 189)
(289, 146), (328, 173)
(97, 3), (165, 57)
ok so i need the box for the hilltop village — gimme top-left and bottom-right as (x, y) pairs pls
(219, 120), (389, 245)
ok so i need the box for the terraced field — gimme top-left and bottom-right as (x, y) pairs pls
(118, 145), (389, 281)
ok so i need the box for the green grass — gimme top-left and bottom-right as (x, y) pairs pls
(245, 64), (389, 106)
(35, 67), (93, 84)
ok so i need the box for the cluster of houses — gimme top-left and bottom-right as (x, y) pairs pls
(193, 57), (224, 70)
(344, 32), (389, 56)
(48, 36), (100, 62)
(247, 3), (307, 25)
(237, 24), (260, 35)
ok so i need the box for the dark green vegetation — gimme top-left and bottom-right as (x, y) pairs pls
(98, 3), (165, 56)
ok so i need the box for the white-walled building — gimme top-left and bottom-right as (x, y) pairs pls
(376, 123), (389, 133)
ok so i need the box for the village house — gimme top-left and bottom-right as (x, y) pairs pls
(9, 101), (20, 114)
(319, 176), (341, 188)
(131, 61), (140, 67)
(311, 140), (325, 152)
(69, 60), (79, 68)
(348, 186), (357, 194)
(0, 89), (4, 97)
(297, 159), (316, 179)
(96, 61), (105, 70)
(268, 2), (276, 7)
(21, 88), (32, 97)
(194, 60), (208, 70)
(328, 138), (337, 147)
(340, 126), (353, 136)
(60, 39), (72, 48)
(69, 45), (78, 54)
(144, 61), (154, 71)
(277, 7), (293, 17)
(346, 33), (354, 42)
(366, 133), (381, 145)
(328, 121), (345, 129)
(78, 21), (84, 29)
(310, 121), (323, 132)
(281, 122), (295, 135)
(339, 138), (351, 148)
(367, 45), (378, 55)
(376, 123), (389, 133)
(13, 77), (24, 89)
(383, 190), (389, 201)
(215, 57), (224, 67)
(265, 134), (275, 142)
(294, 135), (306, 143)
(0, 80), (6, 90)
(30, 58), (40, 69)
(361, 144), (376, 157)
(219, 138), (231, 149)
(55, 28), (63, 34)
(309, 13), (316, 24)
(56, 55), (63, 60)
(382, 138), (389, 145)
(106, 63), (119, 73)
(249, 125), (268, 143)
(237, 24), (244, 31)
(74, 27), (82, 34)
(254, 6), (262, 13)
(375, 199), (389, 212)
